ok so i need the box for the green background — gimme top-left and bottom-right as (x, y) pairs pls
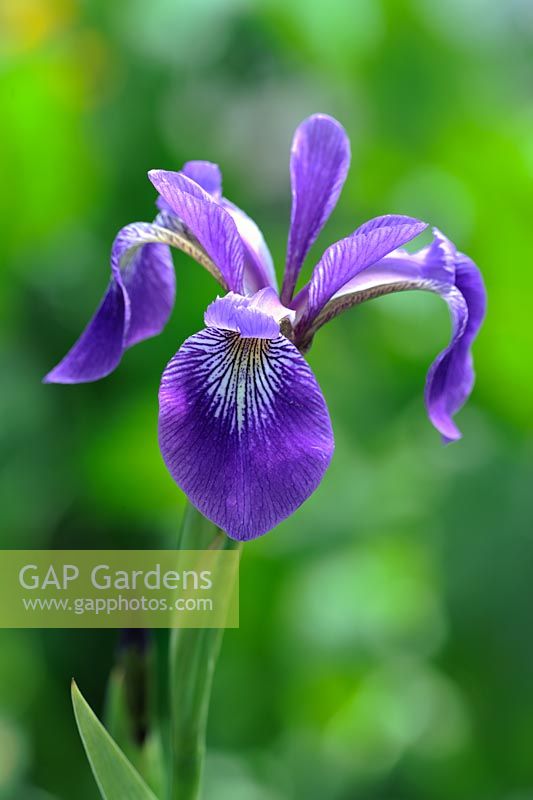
(1, 0), (532, 797)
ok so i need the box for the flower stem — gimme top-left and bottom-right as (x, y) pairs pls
(169, 503), (241, 800)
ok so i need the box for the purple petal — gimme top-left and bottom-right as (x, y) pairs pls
(425, 253), (486, 442)
(245, 286), (296, 324)
(182, 161), (222, 199)
(155, 161), (274, 292)
(159, 328), (334, 540)
(295, 215), (428, 332)
(281, 114), (351, 304)
(148, 170), (244, 292)
(295, 229), (486, 442)
(43, 280), (127, 384)
(204, 289), (294, 339)
(156, 160), (222, 215)
(339, 231), (486, 442)
(44, 222), (176, 384)
(110, 224), (176, 348)
(221, 199), (277, 292)
(309, 227), (455, 314)
(204, 296), (279, 339)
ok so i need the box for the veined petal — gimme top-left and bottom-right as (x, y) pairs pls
(281, 114), (351, 304)
(296, 229), (486, 442)
(159, 327), (334, 540)
(148, 170), (244, 292)
(297, 228), (454, 340)
(156, 161), (223, 215)
(156, 162), (275, 293)
(44, 221), (177, 384)
(294, 214), (428, 333)
(110, 223), (176, 348)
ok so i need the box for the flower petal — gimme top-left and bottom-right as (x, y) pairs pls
(221, 199), (277, 293)
(148, 170), (244, 292)
(425, 252), (486, 442)
(156, 160), (222, 216)
(204, 289), (294, 339)
(294, 214), (428, 333)
(159, 328), (334, 540)
(156, 161), (274, 292)
(43, 280), (127, 384)
(44, 221), (177, 384)
(281, 114), (351, 304)
(182, 160), (222, 198)
(111, 224), (176, 348)
(295, 229), (486, 441)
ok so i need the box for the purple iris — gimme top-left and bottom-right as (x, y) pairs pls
(45, 114), (486, 541)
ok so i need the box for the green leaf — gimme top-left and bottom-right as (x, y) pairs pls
(72, 680), (159, 800)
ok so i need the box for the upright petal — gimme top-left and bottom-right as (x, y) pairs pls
(182, 160), (222, 199)
(294, 215), (428, 333)
(221, 200), (277, 293)
(156, 161), (275, 293)
(281, 114), (351, 304)
(294, 229), (486, 441)
(44, 222), (177, 383)
(158, 297), (334, 540)
(149, 170), (244, 292)
(156, 160), (222, 219)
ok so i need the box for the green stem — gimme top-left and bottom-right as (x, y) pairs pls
(169, 504), (241, 800)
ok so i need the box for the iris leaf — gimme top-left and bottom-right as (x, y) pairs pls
(72, 680), (159, 800)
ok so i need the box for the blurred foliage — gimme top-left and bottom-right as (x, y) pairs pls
(1, 0), (533, 797)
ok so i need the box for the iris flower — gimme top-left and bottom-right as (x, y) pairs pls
(45, 115), (486, 541)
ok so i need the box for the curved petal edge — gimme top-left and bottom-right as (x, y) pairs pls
(281, 114), (351, 304)
(44, 222), (176, 384)
(159, 328), (334, 540)
(294, 228), (486, 442)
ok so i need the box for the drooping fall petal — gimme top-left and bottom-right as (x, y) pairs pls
(158, 294), (334, 540)
(44, 222), (176, 383)
(296, 229), (486, 441)
(294, 215), (428, 333)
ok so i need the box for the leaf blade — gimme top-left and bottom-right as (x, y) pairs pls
(72, 680), (159, 800)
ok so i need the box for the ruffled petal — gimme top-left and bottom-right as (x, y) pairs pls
(44, 222), (177, 384)
(281, 114), (351, 304)
(294, 215), (428, 333)
(204, 290), (293, 339)
(158, 320), (334, 540)
(148, 170), (244, 292)
(295, 229), (486, 441)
